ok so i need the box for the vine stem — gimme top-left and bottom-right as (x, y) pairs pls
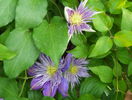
(18, 71), (28, 97)
(108, 30), (114, 39)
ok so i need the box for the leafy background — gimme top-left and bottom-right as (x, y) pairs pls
(0, 0), (132, 100)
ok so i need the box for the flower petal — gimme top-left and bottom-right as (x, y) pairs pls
(43, 81), (58, 97)
(58, 78), (69, 97)
(61, 53), (72, 72)
(81, 23), (96, 32)
(68, 25), (74, 35)
(28, 65), (37, 76)
(64, 7), (74, 22)
(31, 76), (44, 90)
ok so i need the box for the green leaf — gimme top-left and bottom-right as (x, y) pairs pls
(0, 77), (18, 97)
(128, 62), (132, 76)
(4, 28), (39, 78)
(5, 97), (28, 100)
(113, 79), (127, 92)
(113, 58), (122, 77)
(0, 26), (12, 44)
(86, 0), (106, 11)
(71, 34), (87, 46)
(68, 44), (88, 58)
(108, 0), (127, 14)
(16, 0), (47, 29)
(89, 66), (113, 83)
(33, 17), (68, 65)
(41, 97), (55, 100)
(28, 91), (42, 100)
(116, 48), (132, 64)
(0, 43), (16, 60)
(121, 8), (132, 31)
(0, 0), (17, 27)
(61, 0), (78, 7)
(114, 31), (132, 47)
(78, 94), (100, 100)
(89, 36), (113, 57)
(80, 77), (107, 97)
(93, 13), (113, 32)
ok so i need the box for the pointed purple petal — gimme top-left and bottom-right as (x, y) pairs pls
(28, 65), (37, 76)
(43, 81), (58, 97)
(31, 76), (45, 90)
(80, 23), (95, 32)
(61, 54), (72, 72)
(58, 78), (69, 97)
(64, 7), (74, 22)
(68, 25), (74, 35)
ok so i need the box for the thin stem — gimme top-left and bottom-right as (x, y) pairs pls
(18, 76), (34, 80)
(108, 30), (114, 39)
(18, 71), (28, 97)
(49, 0), (63, 17)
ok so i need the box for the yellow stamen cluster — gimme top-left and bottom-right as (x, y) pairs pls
(47, 66), (57, 76)
(69, 66), (78, 74)
(70, 12), (82, 25)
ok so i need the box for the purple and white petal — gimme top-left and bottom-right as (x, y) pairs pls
(64, 0), (99, 36)
(28, 53), (63, 97)
(58, 78), (69, 97)
(43, 81), (58, 97)
(62, 54), (89, 88)
(64, 7), (74, 22)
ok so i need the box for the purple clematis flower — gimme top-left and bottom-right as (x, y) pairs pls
(28, 54), (68, 97)
(0, 98), (3, 100)
(64, 0), (100, 37)
(61, 53), (90, 89)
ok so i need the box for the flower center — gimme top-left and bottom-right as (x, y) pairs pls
(47, 66), (57, 76)
(70, 12), (82, 25)
(69, 66), (78, 75)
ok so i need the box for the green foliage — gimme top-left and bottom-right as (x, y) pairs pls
(93, 13), (113, 33)
(28, 91), (42, 100)
(28, 91), (55, 100)
(114, 30), (132, 47)
(0, 0), (132, 99)
(89, 36), (113, 58)
(4, 28), (39, 78)
(89, 66), (113, 83)
(33, 17), (68, 65)
(113, 79), (127, 92)
(108, 0), (127, 14)
(128, 62), (132, 76)
(0, 77), (18, 97)
(116, 48), (132, 64)
(5, 97), (28, 100)
(113, 58), (122, 77)
(16, 0), (48, 29)
(0, 43), (16, 60)
(86, 0), (106, 11)
(80, 77), (107, 97)
(121, 8), (132, 31)
(71, 34), (87, 46)
(68, 44), (88, 58)
(61, 0), (78, 7)
(0, 0), (17, 27)
(78, 94), (100, 100)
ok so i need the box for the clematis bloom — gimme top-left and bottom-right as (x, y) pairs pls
(28, 54), (68, 97)
(61, 54), (90, 88)
(64, 0), (99, 37)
